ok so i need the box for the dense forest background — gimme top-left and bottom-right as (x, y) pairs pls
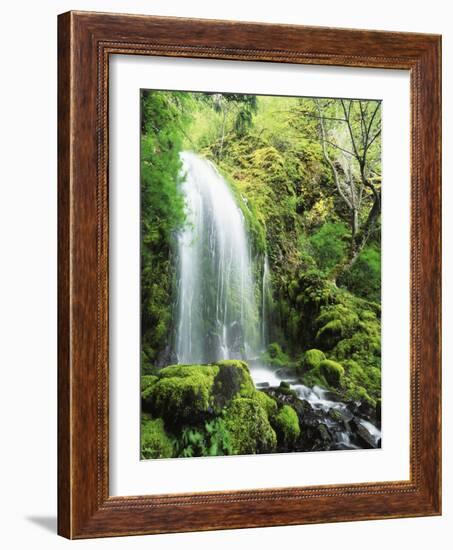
(140, 89), (382, 458)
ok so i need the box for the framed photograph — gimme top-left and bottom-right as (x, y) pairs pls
(58, 11), (441, 538)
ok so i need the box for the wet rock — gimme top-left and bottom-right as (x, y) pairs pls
(264, 385), (298, 402)
(212, 362), (244, 408)
(275, 367), (297, 379)
(356, 400), (377, 423)
(350, 418), (377, 449)
(376, 400), (382, 428)
(156, 345), (177, 368)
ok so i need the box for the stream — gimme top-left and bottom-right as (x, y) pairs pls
(250, 360), (381, 451)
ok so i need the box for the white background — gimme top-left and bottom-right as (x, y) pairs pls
(110, 56), (410, 495)
(0, 0), (450, 548)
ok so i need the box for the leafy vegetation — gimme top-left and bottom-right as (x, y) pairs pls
(140, 90), (382, 457)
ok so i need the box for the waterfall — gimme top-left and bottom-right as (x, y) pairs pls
(175, 152), (260, 365)
(261, 252), (271, 350)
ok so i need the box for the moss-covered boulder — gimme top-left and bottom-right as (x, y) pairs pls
(141, 416), (174, 459)
(146, 364), (219, 424)
(273, 405), (300, 447)
(141, 375), (158, 408)
(340, 359), (381, 406)
(319, 359), (344, 388)
(213, 360), (255, 405)
(224, 397), (277, 454)
(299, 349), (326, 373)
(253, 390), (278, 419)
(146, 360), (257, 427)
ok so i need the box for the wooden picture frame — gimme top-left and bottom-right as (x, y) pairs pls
(58, 10), (442, 539)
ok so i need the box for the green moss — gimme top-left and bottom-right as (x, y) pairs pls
(343, 384), (376, 407)
(212, 360), (254, 405)
(148, 364), (219, 424)
(141, 375), (158, 391)
(342, 359), (380, 404)
(254, 390), (278, 419)
(319, 359), (344, 388)
(333, 330), (381, 369)
(273, 405), (300, 446)
(316, 303), (359, 330)
(261, 342), (291, 368)
(316, 319), (344, 347)
(300, 349), (326, 372)
(328, 409), (344, 422)
(144, 361), (264, 428)
(344, 360), (366, 385)
(141, 375), (158, 403)
(301, 365), (328, 389)
(141, 417), (174, 459)
(224, 397), (277, 455)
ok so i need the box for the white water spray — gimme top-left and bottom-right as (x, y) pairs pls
(175, 152), (260, 364)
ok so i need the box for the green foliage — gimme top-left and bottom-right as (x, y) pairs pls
(339, 244), (381, 302)
(273, 405), (301, 446)
(141, 90), (191, 370)
(177, 418), (233, 458)
(309, 222), (349, 273)
(141, 416), (174, 459)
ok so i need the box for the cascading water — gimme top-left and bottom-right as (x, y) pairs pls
(261, 253), (271, 350)
(175, 151), (260, 365)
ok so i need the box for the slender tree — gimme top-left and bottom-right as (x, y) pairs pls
(313, 98), (381, 281)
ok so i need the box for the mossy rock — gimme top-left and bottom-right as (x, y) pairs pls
(333, 330), (381, 369)
(253, 390), (278, 419)
(147, 364), (219, 425)
(141, 375), (158, 406)
(316, 319), (344, 348)
(316, 304), (359, 332)
(301, 365), (328, 389)
(319, 360), (344, 388)
(141, 417), (174, 459)
(299, 349), (326, 373)
(273, 405), (300, 446)
(345, 384), (376, 407)
(224, 397), (277, 455)
(145, 361), (254, 426)
(262, 342), (291, 368)
(268, 342), (283, 359)
(342, 360), (381, 404)
(213, 360), (254, 406)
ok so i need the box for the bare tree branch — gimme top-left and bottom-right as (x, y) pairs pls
(315, 99), (353, 211)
